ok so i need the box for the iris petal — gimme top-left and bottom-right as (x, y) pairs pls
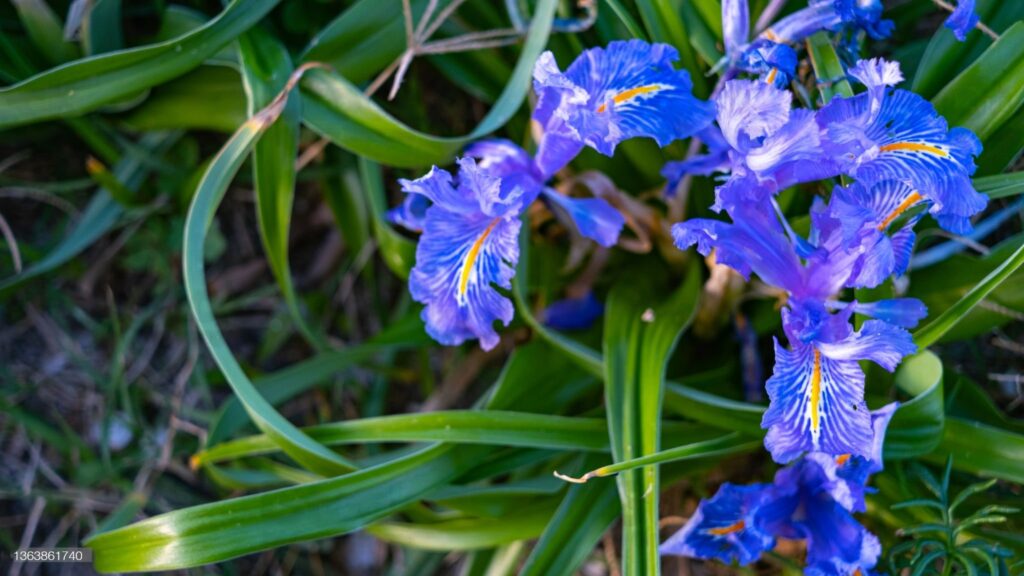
(404, 159), (526, 350)
(541, 188), (625, 247)
(818, 85), (986, 233)
(944, 0), (979, 41)
(762, 338), (873, 463)
(659, 483), (776, 565)
(533, 40), (714, 160)
(817, 319), (917, 372)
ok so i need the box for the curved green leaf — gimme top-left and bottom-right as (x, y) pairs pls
(361, 157), (417, 279)
(367, 505), (553, 551)
(299, 0), (556, 168)
(86, 444), (490, 572)
(204, 312), (430, 445)
(194, 411), (721, 466)
(885, 351), (945, 460)
(0, 0), (277, 129)
(239, 28), (323, 348)
(931, 419), (1024, 484)
(603, 265), (701, 576)
(180, 82), (355, 475)
(933, 21), (1024, 141)
(13, 0), (80, 65)
(119, 67), (246, 133)
(974, 172), (1024, 199)
(914, 237), (1024, 348)
(83, 0), (124, 55)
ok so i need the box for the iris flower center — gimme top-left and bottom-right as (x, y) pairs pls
(878, 142), (948, 157)
(706, 519), (746, 535)
(597, 84), (664, 113)
(878, 191), (923, 230)
(810, 348), (822, 436)
(458, 219), (500, 301)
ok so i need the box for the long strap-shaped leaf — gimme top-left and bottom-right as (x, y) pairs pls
(932, 21), (1024, 141)
(299, 0), (557, 168)
(238, 27), (323, 348)
(85, 443), (489, 571)
(181, 65), (355, 476)
(0, 0), (277, 129)
(914, 239), (1024, 348)
(603, 267), (702, 576)
(193, 412), (723, 466)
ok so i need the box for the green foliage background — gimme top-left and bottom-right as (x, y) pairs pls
(1, 0), (1022, 574)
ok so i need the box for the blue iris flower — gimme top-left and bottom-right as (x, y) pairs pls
(659, 482), (777, 565)
(761, 0), (894, 45)
(818, 58), (987, 235)
(719, 0), (798, 87)
(944, 0), (979, 41)
(531, 39), (714, 175)
(662, 403), (896, 572)
(397, 144), (625, 350)
(674, 189), (921, 462)
(827, 178), (924, 288)
(399, 38), (717, 350)
(399, 158), (532, 351)
(711, 80), (839, 211)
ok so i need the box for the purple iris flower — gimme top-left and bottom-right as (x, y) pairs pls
(818, 58), (987, 235)
(397, 145), (625, 350)
(399, 158), (532, 351)
(720, 0), (798, 87)
(944, 0), (979, 41)
(464, 139), (625, 247)
(531, 39), (714, 175)
(827, 178), (923, 288)
(763, 300), (915, 463)
(769, 453), (884, 574)
(658, 482), (777, 565)
(661, 404), (896, 571)
(711, 80), (839, 211)
(674, 190), (920, 462)
(399, 38), (721, 350)
(761, 0), (894, 45)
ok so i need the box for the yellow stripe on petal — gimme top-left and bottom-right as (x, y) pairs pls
(878, 191), (924, 230)
(706, 519), (746, 536)
(810, 348), (822, 438)
(765, 67), (778, 85)
(596, 84), (666, 113)
(835, 453), (851, 466)
(879, 142), (948, 157)
(458, 219), (499, 302)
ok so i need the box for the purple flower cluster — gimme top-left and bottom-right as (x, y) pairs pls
(673, 55), (989, 466)
(393, 40), (714, 349)
(660, 1), (984, 572)
(661, 405), (898, 573)
(394, 0), (985, 570)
